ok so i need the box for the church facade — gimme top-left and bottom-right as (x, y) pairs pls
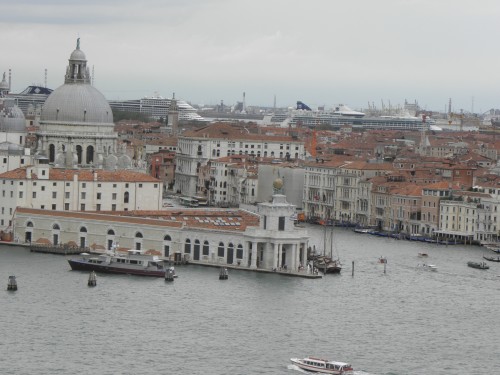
(35, 39), (129, 170)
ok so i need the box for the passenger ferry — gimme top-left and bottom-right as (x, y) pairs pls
(290, 356), (354, 374)
(67, 250), (167, 277)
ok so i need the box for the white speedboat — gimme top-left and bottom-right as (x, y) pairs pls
(290, 356), (353, 374)
(418, 263), (438, 271)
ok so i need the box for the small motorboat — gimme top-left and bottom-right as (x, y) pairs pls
(467, 261), (489, 270)
(418, 252), (429, 258)
(418, 263), (438, 271)
(290, 356), (354, 374)
(378, 256), (387, 264)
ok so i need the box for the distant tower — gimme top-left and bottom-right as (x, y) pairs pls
(0, 72), (9, 97)
(167, 93), (179, 136)
(8, 69), (11, 91)
(242, 92), (246, 114)
(44, 68), (47, 88)
(448, 98), (452, 115)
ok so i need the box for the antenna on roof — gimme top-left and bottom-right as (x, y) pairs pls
(44, 68), (47, 88)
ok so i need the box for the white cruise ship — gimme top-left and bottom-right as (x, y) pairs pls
(108, 94), (207, 122)
(264, 101), (433, 131)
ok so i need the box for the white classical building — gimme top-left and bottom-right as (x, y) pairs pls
(175, 122), (305, 197)
(35, 39), (127, 170)
(0, 164), (162, 230)
(13, 193), (310, 273)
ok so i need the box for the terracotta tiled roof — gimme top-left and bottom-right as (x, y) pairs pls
(182, 122), (301, 143)
(0, 168), (161, 183)
(15, 207), (260, 232)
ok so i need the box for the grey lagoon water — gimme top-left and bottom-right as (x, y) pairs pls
(1, 224), (500, 375)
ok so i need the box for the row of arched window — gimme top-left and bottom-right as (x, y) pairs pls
(41, 224), (244, 258)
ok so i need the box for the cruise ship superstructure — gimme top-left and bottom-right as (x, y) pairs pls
(108, 95), (207, 122)
(264, 101), (434, 131)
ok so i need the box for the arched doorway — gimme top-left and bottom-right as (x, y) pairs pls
(163, 235), (171, 257)
(25, 221), (33, 243)
(193, 239), (200, 260)
(79, 226), (87, 248)
(52, 223), (60, 245)
(227, 243), (234, 264)
(135, 232), (143, 250)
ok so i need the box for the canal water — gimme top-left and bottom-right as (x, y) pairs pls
(1, 224), (499, 375)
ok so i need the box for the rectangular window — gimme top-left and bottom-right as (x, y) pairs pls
(112, 193), (117, 200)
(65, 203), (69, 210)
(81, 192), (86, 199)
(32, 192), (36, 198)
(52, 204), (56, 210)
(52, 192), (57, 199)
(41, 186), (45, 191)
(82, 183), (86, 188)
(65, 192), (70, 199)
(80, 204), (85, 211)
(96, 204), (101, 211)
(111, 204), (116, 211)
(278, 217), (285, 231)
(19, 192), (23, 198)
(97, 193), (101, 200)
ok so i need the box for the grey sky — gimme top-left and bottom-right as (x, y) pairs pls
(3, 0), (500, 113)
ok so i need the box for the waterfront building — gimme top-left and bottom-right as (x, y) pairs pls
(174, 122), (305, 197)
(13, 192), (309, 272)
(420, 181), (454, 236)
(0, 165), (162, 230)
(438, 199), (478, 244)
(334, 161), (394, 225)
(303, 158), (346, 221)
(389, 184), (423, 235)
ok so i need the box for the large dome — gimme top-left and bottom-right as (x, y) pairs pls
(40, 83), (113, 124)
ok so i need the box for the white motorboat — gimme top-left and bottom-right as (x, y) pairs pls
(418, 263), (438, 271)
(290, 356), (353, 374)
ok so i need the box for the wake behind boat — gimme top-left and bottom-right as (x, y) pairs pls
(290, 356), (353, 374)
(67, 250), (168, 277)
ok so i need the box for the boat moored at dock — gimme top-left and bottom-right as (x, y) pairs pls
(67, 250), (168, 277)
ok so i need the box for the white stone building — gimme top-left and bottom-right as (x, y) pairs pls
(175, 123), (304, 197)
(0, 165), (162, 230)
(13, 193), (310, 272)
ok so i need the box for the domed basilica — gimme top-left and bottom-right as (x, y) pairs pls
(36, 39), (131, 170)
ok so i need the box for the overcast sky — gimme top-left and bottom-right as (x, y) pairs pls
(3, 0), (500, 113)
